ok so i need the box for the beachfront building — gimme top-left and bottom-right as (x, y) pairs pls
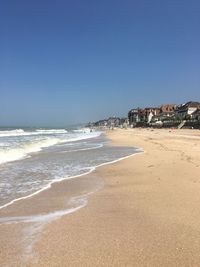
(128, 104), (178, 127)
(128, 107), (160, 126)
(150, 104), (177, 126)
(175, 101), (200, 119)
(143, 107), (160, 123)
(160, 104), (176, 114)
(118, 118), (129, 128)
(128, 108), (144, 126)
(128, 101), (200, 129)
(93, 119), (108, 127)
(192, 109), (200, 120)
(107, 117), (121, 128)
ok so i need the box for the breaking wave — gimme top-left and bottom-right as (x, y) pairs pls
(0, 129), (101, 165)
(0, 138), (64, 165)
(0, 129), (68, 137)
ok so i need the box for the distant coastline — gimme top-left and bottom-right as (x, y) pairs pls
(87, 100), (200, 130)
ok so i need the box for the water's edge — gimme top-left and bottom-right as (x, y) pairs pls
(0, 148), (143, 223)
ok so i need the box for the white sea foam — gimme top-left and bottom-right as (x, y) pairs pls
(59, 143), (103, 153)
(0, 196), (87, 224)
(0, 129), (68, 137)
(0, 131), (101, 165)
(73, 128), (91, 133)
(0, 196), (88, 264)
(0, 138), (64, 164)
(36, 129), (68, 134)
(0, 129), (25, 137)
(0, 148), (143, 211)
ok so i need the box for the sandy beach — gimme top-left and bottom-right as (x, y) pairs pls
(1, 128), (200, 266)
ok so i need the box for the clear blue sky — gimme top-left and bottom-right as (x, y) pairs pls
(0, 0), (200, 126)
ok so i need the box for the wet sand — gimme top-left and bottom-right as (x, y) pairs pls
(1, 128), (200, 266)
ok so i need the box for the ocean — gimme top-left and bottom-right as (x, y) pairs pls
(0, 127), (140, 211)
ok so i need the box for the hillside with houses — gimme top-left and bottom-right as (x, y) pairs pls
(88, 101), (200, 129)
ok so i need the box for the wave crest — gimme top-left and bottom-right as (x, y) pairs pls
(0, 130), (101, 165)
(0, 129), (68, 137)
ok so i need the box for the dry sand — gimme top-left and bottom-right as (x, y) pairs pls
(1, 128), (200, 267)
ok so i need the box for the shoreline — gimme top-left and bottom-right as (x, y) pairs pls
(0, 133), (140, 266)
(1, 128), (200, 266)
(0, 134), (140, 217)
(0, 131), (103, 210)
(0, 149), (141, 221)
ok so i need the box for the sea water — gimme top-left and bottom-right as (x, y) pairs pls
(0, 127), (140, 210)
